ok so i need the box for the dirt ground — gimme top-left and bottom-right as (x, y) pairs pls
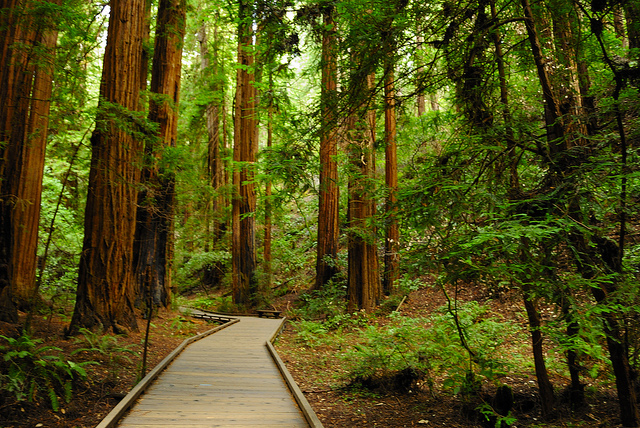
(0, 288), (627, 427)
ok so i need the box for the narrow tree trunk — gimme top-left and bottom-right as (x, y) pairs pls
(133, 0), (186, 308)
(383, 52), (398, 296)
(314, 5), (340, 291)
(522, 289), (556, 417)
(264, 73), (274, 288)
(416, 32), (426, 117)
(70, 0), (147, 334)
(520, 0), (565, 159)
(198, 20), (227, 246)
(232, 0), (258, 307)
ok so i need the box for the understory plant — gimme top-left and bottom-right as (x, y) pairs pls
(0, 333), (91, 411)
(343, 302), (523, 395)
(71, 328), (138, 381)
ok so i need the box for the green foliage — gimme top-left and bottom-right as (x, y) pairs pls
(292, 320), (330, 347)
(343, 302), (523, 395)
(71, 328), (139, 380)
(176, 251), (231, 292)
(295, 278), (347, 320)
(476, 402), (518, 428)
(0, 334), (91, 411)
(190, 295), (236, 313)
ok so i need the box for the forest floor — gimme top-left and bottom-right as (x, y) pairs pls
(0, 286), (625, 428)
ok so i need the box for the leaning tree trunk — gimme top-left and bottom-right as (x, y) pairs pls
(0, 0), (59, 321)
(314, 4), (340, 291)
(232, 0), (258, 307)
(133, 0), (186, 308)
(69, 0), (147, 334)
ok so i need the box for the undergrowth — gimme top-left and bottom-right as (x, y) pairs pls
(0, 333), (92, 411)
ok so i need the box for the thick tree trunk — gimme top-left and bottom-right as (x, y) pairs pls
(69, 0), (147, 334)
(232, 0), (258, 307)
(314, 5), (340, 291)
(383, 55), (398, 296)
(0, 0), (59, 321)
(133, 0), (186, 308)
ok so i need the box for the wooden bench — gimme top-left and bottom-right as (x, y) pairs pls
(256, 309), (281, 318)
(192, 313), (232, 323)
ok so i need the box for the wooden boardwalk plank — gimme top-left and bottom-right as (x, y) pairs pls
(114, 316), (310, 428)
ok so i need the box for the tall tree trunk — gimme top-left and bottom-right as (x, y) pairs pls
(383, 49), (398, 296)
(314, 4), (340, 291)
(347, 72), (380, 312)
(232, 0), (258, 307)
(264, 72), (274, 288)
(0, 0), (59, 321)
(198, 18), (227, 247)
(416, 33), (426, 117)
(133, 0), (186, 308)
(625, 2), (640, 49)
(69, 0), (147, 334)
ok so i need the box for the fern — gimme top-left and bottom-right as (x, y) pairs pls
(0, 333), (93, 411)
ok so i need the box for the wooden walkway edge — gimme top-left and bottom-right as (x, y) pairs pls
(96, 313), (323, 428)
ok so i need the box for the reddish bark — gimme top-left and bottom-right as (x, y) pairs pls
(314, 5), (340, 291)
(383, 51), (399, 296)
(347, 72), (381, 312)
(133, 0), (186, 308)
(232, 0), (258, 307)
(0, 0), (59, 320)
(70, 0), (147, 334)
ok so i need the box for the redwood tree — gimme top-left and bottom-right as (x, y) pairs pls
(232, 0), (258, 307)
(383, 31), (398, 296)
(69, 0), (147, 334)
(346, 72), (381, 312)
(133, 0), (186, 308)
(314, 3), (340, 291)
(0, 0), (59, 321)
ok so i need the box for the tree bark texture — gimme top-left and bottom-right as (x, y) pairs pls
(0, 0), (59, 321)
(133, 0), (186, 308)
(232, 0), (258, 307)
(198, 21), (227, 245)
(522, 290), (556, 417)
(347, 72), (380, 312)
(383, 56), (398, 296)
(264, 74), (274, 288)
(520, 0), (566, 160)
(70, 0), (147, 334)
(314, 5), (340, 291)
(625, 1), (640, 49)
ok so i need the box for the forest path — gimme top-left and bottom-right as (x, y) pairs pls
(100, 314), (321, 428)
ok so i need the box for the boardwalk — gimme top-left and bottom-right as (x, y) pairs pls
(101, 315), (319, 428)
